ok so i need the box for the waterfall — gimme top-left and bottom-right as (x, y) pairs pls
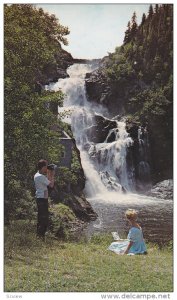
(48, 63), (146, 198)
(46, 64), (173, 244)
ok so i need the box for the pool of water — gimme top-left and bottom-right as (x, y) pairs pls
(83, 192), (173, 245)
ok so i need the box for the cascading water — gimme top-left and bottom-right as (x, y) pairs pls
(48, 63), (172, 243)
(95, 121), (135, 192)
(49, 63), (135, 197)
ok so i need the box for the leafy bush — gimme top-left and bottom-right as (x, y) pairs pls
(48, 203), (76, 239)
(4, 179), (36, 222)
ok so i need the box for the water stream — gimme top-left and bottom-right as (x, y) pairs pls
(49, 63), (173, 244)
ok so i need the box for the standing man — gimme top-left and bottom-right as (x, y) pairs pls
(34, 159), (55, 240)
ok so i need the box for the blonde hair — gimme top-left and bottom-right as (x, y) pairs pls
(125, 209), (138, 220)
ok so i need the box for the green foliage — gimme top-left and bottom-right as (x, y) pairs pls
(4, 4), (71, 221)
(54, 167), (71, 191)
(54, 147), (84, 192)
(90, 233), (113, 246)
(4, 4), (69, 86)
(70, 150), (84, 185)
(129, 87), (171, 119)
(4, 179), (36, 222)
(106, 59), (136, 84)
(119, 5), (172, 87)
(105, 51), (136, 94)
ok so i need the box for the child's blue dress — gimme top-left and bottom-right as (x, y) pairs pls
(108, 227), (147, 255)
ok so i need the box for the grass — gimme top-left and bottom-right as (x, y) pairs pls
(4, 220), (173, 293)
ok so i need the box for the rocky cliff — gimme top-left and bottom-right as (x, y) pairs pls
(85, 61), (172, 186)
(85, 57), (124, 116)
(39, 47), (74, 85)
(85, 56), (143, 117)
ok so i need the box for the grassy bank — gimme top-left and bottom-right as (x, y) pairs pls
(4, 220), (173, 292)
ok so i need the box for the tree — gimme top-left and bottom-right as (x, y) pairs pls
(131, 12), (138, 37)
(141, 13), (146, 26)
(123, 12), (138, 45)
(148, 4), (154, 19)
(4, 4), (70, 221)
(155, 4), (159, 14)
(123, 21), (131, 44)
(4, 4), (70, 87)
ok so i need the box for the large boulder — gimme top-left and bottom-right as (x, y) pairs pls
(49, 188), (97, 222)
(48, 203), (86, 240)
(147, 179), (173, 200)
(63, 193), (98, 221)
(85, 70), (124, 115)
(85, 69), (110, 104)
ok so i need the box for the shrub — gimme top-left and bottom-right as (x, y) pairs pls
(48, 203), (76, 239)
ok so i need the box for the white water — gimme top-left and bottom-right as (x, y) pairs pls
(48, 64), (135, 199)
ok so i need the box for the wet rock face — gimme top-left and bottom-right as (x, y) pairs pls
(85, 70), (124, 115)
(86, 114), (117, 143)
(85, 70), (110, 104)
(125, 121), (152, 192)
(147, 179), (173, 200)
(85, 54), (141, 116)
(126, 123), (140, 140)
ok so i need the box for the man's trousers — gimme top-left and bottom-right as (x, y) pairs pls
(36, 198), (49, 237)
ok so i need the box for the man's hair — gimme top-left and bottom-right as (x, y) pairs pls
(38, 159), (48, 170)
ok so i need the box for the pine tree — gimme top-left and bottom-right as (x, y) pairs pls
(123, 21), (131, 44)
(131, 11), (138, 38)
(141, 13), (146, 26)
(148, 4), (154, 19)
(155, 4), (159, 14)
